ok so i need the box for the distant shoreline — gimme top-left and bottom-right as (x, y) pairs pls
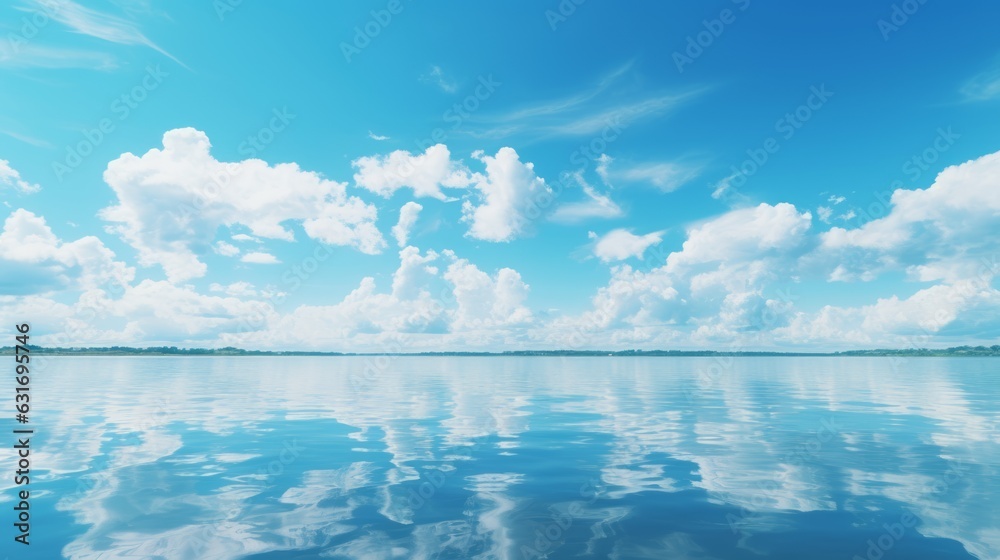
(2, 346), (999, 357)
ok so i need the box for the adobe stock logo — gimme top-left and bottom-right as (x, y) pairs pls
(51, 65), (169, 182)
(877, 0), (929, 41)
(721, 84), (834, 194)
(672, 0), (751, 73)
(339, 0), (408, 63)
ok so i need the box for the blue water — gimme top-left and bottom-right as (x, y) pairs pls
(2, 356), (999, 559)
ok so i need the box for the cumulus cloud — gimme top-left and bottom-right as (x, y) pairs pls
(0, 209), (133, 295)
(391, 202), (423, 247)
(0, 159), (41, 194)
(560, 152), (1000, 348)
(106, 280), (276, 342)
(100, 128), (385, 282)
(666, 203), (812, 273)
(209, 281), (257, 297)
(817, 150), (1000, 283)
(352, 144), (473, 200)
(224, 247), (450, 348)
(241, 252), (280, 264)
(591, 229), (664, 263)
(211, 247), (533, 350)
(444, 257), (532, 330)
(777, 279), (1000, 347)
(214, 241), (239, 257)
(557, 203), (813, 345)
(8, 137), (1000, 351)
(462, 148), (549, 242)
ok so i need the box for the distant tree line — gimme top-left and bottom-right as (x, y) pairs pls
(1, 345), (999, 356)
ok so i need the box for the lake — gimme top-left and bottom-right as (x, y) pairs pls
(3, 356), (998, 559)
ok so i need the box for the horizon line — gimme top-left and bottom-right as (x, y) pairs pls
(3, 344), (1000, 357)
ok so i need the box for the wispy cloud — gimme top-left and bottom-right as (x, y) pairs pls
(600, 156), (701, 193)
(30, 0), (186, 68)
(710, 173), (751, 205)
(589, 228), (665, 263)
(470, 62), (702, 139)
(368, 131), (390, 141)
(961, 62), (1000, 101)
(550, 173), (623, 223)
(0, 129), (54, 148)
(0, 43), (118, 70)
(499, 61), (635, 122)
(421, 65), (457, 93)
(0, 159), (42, 194)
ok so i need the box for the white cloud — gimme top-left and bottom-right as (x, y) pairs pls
(549, 173), (623, 224)
(554, 203), (813, 345)
(100, 128), (385, 282)
(110, 280), (275, 342)
(225, 247), (452, 348)
(367, 131), (390, 141)
(1, 273), (287, 347)
(444, 258), (532, 330)
(391, 246), (439, 300)
(710, 173), (750, 204)
(209, 281), (257, 297)
(961, 63), (1000, 101)
(35, 0), (185, 66)
(391, 202), (422, 247)
(462, 148), (549, 242)
(615, 162), (701, 192)
(352, 144), (473, 200)
(492, 62), (634, 122)
(827, 195), (846, 205)
(482, 89), (700, 138)
(592, 229), (664, 263)
(0, 160), (41, 194)
(777, 279), (1000, 347)
(241, 252), (280, 264)
(8, 132), (1000, 351)
(819, 150), (1000, 283)
(213, 247), (533, 350)
(0, 43), (118, 70)
(665, 203), (812, 273)
(0, 209), (134, 295)
(0, 129), (53, 149)
(468, 63), (704, 139)
(559, 152), (1000, 348)
(595, 154), (613, 185)
(421, 65), (457, 93)
(213, 241), (239, 257)
(539, 93), (695, 136)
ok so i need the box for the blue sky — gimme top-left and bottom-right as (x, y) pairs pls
(1, 0), (1000, 351)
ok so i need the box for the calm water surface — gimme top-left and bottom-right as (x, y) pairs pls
(2, 356), (998, 559)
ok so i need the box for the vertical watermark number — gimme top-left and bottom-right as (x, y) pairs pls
(12, 323), (33, 546)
